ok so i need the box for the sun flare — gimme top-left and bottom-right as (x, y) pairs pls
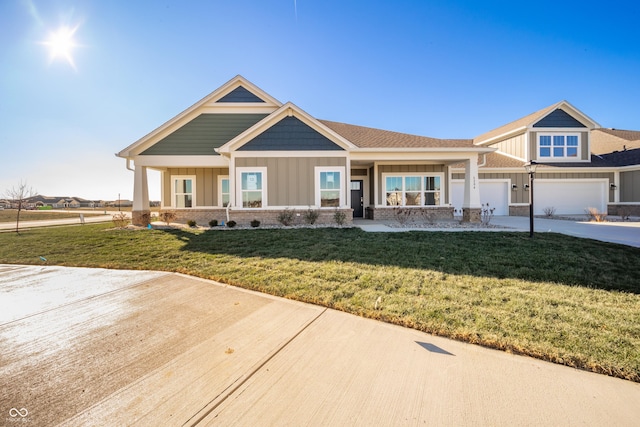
(43, 25), (79, 69)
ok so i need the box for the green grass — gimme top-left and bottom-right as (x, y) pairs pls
(0, 210), (104, 223)
(1, 223), (639, 381)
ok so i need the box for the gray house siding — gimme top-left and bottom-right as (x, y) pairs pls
(453, 171), (615, 204)
(164, 168), (229, 207)
(236, 156), (347, 206)
(238, 117), (344, 151)
(621, 170), (640, 202)
(141, 114), (268, 155)
(533, 109), (587, 128)
(217, 86), (265, 103)
(529, 131), (589, 161)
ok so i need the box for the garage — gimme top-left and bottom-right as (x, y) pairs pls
(451, 180), (509, 216)
(535, 179), (607, 215)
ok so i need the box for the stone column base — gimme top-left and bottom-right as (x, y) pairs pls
(462, 207), (481, 223)
(132, 210), (151, 227)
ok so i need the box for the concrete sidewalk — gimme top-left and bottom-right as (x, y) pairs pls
(1, 265), (638, 426)
(356, 216), (640, 248)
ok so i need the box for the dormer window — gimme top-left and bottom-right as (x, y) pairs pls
(538, 133), (580, 160)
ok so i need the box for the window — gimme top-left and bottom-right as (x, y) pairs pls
(218, 176), (230, 207)
(172, 176), (195, 208)
(539, 134), (580, 159)
(315, 167), (345, 208)
(384, 174), (442, 206)
(236, 167), (267, 208)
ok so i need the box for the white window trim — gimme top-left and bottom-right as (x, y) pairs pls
(235, 167), (267, 209)
(218, 175), (230, 207)
(315, 166), (346, 208)
(381, 172), (445, 207)
(537, 132), (581, 162)
(171, 175), (196, 208)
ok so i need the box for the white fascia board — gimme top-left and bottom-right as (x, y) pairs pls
(352, 152), (492, 163)
(474, 127), (527, 146)
(118, 75), (282, 158)
(232, 150), (348, 158)
(555, 101), (601, 129)
(218, 102), (357, 153)
(199, 105), (278, 114)
(132, 155), (229, 167)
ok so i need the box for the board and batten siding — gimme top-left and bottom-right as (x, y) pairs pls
(163, 168), (229, 207)
(236, 157), (347, 206)
(529, 131), (590, 161)
(377, 164), (447, 205)
(621, 170), (640, 202)
(142, 114), (268, 156)
(493, 134), (526, 159)
(453, 171), (615, 204)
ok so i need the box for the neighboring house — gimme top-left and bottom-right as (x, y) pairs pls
(117, 75), (640, 226)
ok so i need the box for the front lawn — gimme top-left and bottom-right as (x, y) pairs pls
(1, 223), (639, 381)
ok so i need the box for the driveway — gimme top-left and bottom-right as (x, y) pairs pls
(2, 265), (639, 426)
(356, 216), (640, 248)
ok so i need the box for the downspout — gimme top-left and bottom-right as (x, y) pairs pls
(126, 158), (135, 172)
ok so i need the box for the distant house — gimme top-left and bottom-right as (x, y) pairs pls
(117, 75), (640, 226)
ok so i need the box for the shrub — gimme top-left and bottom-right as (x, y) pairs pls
(277, 208), (296, 226)
(617, 206), (632, 221)
(333, 209), (346, 226)
(159, 210), (177, 225)
(250, 219), (260, 228)
(227, 220), (237, 228)
(481, 203), (495, 226)
(209, 219), (218, 227)
(543, 207), (556, 218)
(586, 207), (607, 222)
(304, 208), (320, 225)
(112, 212), (129, 228)
(393, 207), (412, 225)
(187, 220), (197, 227)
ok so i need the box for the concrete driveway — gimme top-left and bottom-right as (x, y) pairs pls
(2, 265), (639, 426)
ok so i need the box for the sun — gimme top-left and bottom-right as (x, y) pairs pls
(43, 25), (79, 69)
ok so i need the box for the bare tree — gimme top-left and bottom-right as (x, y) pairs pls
(4, 180), (37, 232)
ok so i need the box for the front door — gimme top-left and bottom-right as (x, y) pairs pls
(350, 180), (364, 218)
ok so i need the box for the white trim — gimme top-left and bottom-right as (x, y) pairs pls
(171, 175), (196, 208)
(232, 151), (348, 158)
(132, 155), (229, 167)
(218, 102), (357, 153)
(218, 175), (230, 207)
(235, 167), (268, 209)
(315, 166), (347, 208)
(536, 132), (586, 163)
(380, 172), (445, 208)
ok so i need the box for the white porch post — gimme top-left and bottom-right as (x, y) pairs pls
(462, 154), (481, 222)
(132, 163), (150, 226)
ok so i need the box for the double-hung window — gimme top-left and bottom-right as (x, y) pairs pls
(173, 176), (195, 208)
(384, 174), (442, 206)
(315, 167), (345, 208)
(539, 134), (580, 160)
(236, 167), (267, 208)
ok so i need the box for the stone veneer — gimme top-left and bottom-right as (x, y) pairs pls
(462, 207), (481, 223)
(160, 208), (353, 227)
(605, 204), (640, 217)
(370, 206), (454, 221)
(132, 210), (151, 227)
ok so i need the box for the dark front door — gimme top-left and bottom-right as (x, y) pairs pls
(350, 180), (364, 218)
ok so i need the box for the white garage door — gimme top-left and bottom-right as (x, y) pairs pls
(535, 180), (607, 215)
(451, 180), (509, 216)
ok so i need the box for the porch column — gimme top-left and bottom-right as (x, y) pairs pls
(132, 164), (150, 226)
(462, 155), (481, 223)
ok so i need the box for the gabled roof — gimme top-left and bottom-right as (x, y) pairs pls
(474, 101), (600, 146)
(217, 103), (357, 153)
(118, 75), (281, 158)
(598, 147), (640, 167)
(320, 120), (474, 149)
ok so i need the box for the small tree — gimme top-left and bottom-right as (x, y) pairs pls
(4, 180), (37, 233)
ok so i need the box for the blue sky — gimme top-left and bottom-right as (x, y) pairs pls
(2, 0), (639, 200)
